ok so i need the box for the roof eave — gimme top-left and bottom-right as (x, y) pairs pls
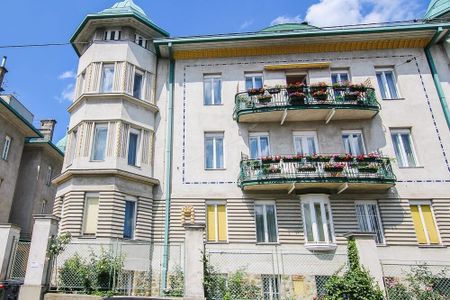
(0, 98), (43, 138)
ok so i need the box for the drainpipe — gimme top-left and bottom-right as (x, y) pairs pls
(161, 42), (175, 295)
(424, 27), (450, 129)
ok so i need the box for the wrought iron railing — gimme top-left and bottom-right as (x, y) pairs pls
(238, 154), (396, 188)
(233, 86), (380, 120)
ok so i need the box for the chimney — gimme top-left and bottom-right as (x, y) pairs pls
(0, 56), (8, 92)
(40, 119), (57, 142)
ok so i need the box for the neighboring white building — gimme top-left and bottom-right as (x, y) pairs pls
(53, 0), (450, 298)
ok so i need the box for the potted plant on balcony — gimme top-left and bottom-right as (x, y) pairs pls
(349, 83), (367, 92)
(307, 154), (331, 162)
(312, 90), (328, 101)
(344, 91), (361, 102)
(356, 152), (381, 162)
(247, 87), (265, 96)
(286, 82), (306, 93)
(263, 164), (282, 174)
(257, 94), (272, 104)
(261, 155), (282, 163)
(266, 85), (283, 95)
(332, 81), (349, 92)
(310, 82), (329, 92)
(289, 92), (306, 105)
(297, 164), (317, 172)
(357, 163), (379, 173)
(333, 154), (354, 162)
(324, 162), (346, 172)
(282, 154), (303, 162)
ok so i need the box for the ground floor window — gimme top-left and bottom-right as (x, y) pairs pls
(261, 275), (280, 300)
(255, 202), (278, 243)
(301, 195), (335, 245)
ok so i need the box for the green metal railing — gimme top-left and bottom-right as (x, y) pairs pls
(233, 86), (380, 121)
(238, 154), (396, 189)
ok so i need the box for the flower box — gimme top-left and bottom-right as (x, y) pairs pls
(257, 95), (272, 104)
(333, 154), (353, 162)
(344, 92), (360, 101)
(357, 167), (379, 173)
(286, 83), (306, 93)
(332, 82), (349, 91)
(307, 155), (331, 162)
(261, 155), (281, 163)
(282, 154), (303, 162)
(263, 165), (281, 174)
(313, 91), (328, 101)
(267, 87), (281, 94)
(247, 88), (265, 96)
(324, 162), (346, 172)
(310, 82), (328, 92)
(297, 165), (316, 172)
(289, 92), (306, 105)
(356, 153), (382, 162)
(349, 83), (367, 92)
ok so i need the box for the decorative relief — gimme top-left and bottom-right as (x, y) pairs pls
(181, 206), (195, 225)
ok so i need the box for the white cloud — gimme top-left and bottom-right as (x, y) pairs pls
(56, 83), (75, 103)
(58, 70), (76, 80)
(240, 20), (254, 30)
(270, 15), (302, 26)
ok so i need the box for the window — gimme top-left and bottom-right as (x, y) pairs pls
(83, 193), (99, 235)
(68, 130), (77, 164)
(203, 75), (222, 105)
(301, 195), (335, 245)
(331, 70), (349, 84)
(100, 64), (115, 93)
(249, 133), (270, 159)
(91, 124), (108, 161)
(134, 34), (147, 48)
(46, 166), (53, 186)
(410, 202), (440, 245)
(376, 69), (399, 99)
(391, 129), (418, 167)
(286, 74), (307, 86)
(355, 202), (385, 244)
(245, 73), (263, 90)
(133, 70), (144, 99)
(205, 133), (224, 169)
(79, 71), (86, 96)
(293, 131), (318, 155)
(40, 200), (47, 214)
(2, 135), (11, 160)
(104, 30), (121, 41)
(255, 202), (278, 243)
(206, 202), (227, 242)
(262, 275), (280, 300)
(127, 128), (141, 166)
(123, 198), (137, 239)
(342, 130), (365, 155)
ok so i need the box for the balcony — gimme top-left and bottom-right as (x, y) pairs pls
(238, 154), (396, 192)
(233, 84), (380, 123)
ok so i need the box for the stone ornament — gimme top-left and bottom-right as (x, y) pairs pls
(181, 206), (195, 225)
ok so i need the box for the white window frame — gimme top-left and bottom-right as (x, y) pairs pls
(127, 127), (142, 167)
(301, 195), (335, 245)
(206, 200), (228, 243)
(342, 130), (366, 155)
(409, 200), (441, 245)
(375, 68), (400, 99)
(390, 128), (419, 168)
(261, 274), (280, 300)
(104, 30), (121, 41)
(2, 135), (11, 160)
(91, 123), (109, 161)
(134, 34), (147, 48)
(331, 69), (350, 83)
(46, 166), (53, 186)
(254, 201), (279, 244)
(132, 69), (144, 99)
(249, 132), (271, 159)
(82, 193), (99, 236)
(292, 131), (319, 155)
(123, 196), (137, 240)
(203, 74), (222, 105)
(245, 72), (264, 90)
(355, 201), (385, 245)
(204, 132), (225, 170)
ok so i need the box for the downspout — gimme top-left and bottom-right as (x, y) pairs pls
(424, 26), (450, 129)
(161, 42), (175, 295)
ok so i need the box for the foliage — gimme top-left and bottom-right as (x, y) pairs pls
(323, 237), (384, 300)
(48, 232), (72, 257)
(164, 266), (184, 297)
(58, 247), (124, 294)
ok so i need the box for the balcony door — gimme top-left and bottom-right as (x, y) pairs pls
(342, 130), (366, 155)
(286, 74), (307, 86)
(249, 133), (270, 159)
(293, 131), (318, 155)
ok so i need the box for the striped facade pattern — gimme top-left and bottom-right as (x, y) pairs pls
(97, 191), (126, 238)
(60, 191), (85, 235)
(432, 198), (450, 244)
(135, 196), (153, 241)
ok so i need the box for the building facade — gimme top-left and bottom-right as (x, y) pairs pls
(54, 0), (450, 298)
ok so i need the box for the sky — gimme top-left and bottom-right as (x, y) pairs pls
(1, 0), (429, 143)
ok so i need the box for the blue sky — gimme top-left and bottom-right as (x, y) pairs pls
(1, 0), (429, 143)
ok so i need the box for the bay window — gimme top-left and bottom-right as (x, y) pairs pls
(128, 128), (141, 166)
(91, 123), (108, 161)
(100, 64), (115, 93)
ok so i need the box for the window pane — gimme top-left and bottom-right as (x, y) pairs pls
(217, 205), (227, 241)
(213, 78), (222, 104)
(325, 203), (333, 243)
(340, 73), (349, 82)
(128, 132), (138, 166)
(410, 205), (427, 244)
(303, 203), (314, 242)
(83, 196), (99, 234)
(93, 126), (107, 161)
(215, 138), (224, 168)
(356, 204), (369, 231)
(401, 134), (416, 167)
(315, 203), (325, 242)
(245, 77), (253, 90)
(354, 134), (364, 155)
(342, 135), (351, 153)
(331, 74), (338, 84)
(376, 73), (387, 99)
(205, 138), (214, 168)
(101, 65), (114, 92)
(204, 79), (212, 105)
(260, 137), (270, 157)
(133, 73), (143, 99)
(367, 204), (383, 244)
(250, 137), (259, 159)
(294, 137), (303, 155)
(385, 72), (398, 99)
(207, 205), (216, 241)
(421, 205), (440, 244)
(254, 77), (263, 89)
(306, 137), (317, 154)
(255, 205), (266, 242)
(123, 201), (136, 239)
(391, 134), (405, 167)
(266, 205), (277, 243)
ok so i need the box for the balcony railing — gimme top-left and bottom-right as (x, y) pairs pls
(233, 85), (380, 122)
(238, 153), (396, 191)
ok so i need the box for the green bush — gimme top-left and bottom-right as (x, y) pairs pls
(165, 266), (184, 297)
(59, 254), (91, 292)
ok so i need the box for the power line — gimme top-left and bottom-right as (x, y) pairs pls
(0, 42), (87, 49)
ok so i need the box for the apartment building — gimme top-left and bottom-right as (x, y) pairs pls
(54, 0), (450, 298)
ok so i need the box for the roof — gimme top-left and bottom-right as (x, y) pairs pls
(99, 0), (148, 19)
(25, 138), (65, 157)
(260, 22), (321, 32)
(425, 0), (450, 20)
(55, 135), (67, 154)
(0, 97), (42, 138)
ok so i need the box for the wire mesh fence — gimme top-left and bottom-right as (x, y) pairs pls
(382, 261), (450, 300)
(7, 241), (31, 280)
(49, 241), (183, 297)
(204, 246), (348, 300)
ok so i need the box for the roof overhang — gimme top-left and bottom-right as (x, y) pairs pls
(0, 98), (42, 138)
(25, 139), (65, 158)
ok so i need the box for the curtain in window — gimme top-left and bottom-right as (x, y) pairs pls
(401, 133), (416, 166)
(128, 133), (138, 166)
(342, 133), (364, 155)
(314, 203), (325, 242)
(101, 65), (114, 93)
(123, 201), (136, 239)
(93, 126), (108, 160)
(217, 205), (227, 241)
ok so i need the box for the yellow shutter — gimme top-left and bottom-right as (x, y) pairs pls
(410, 205), (427, 244)
(217, 205), (227, 242)
(421, 205), (440, 244)
(207, 205), (216, 241)
(83, 196), (99, 234)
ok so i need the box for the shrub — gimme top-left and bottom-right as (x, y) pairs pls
(165, 266), (184, 297)
(59, 254), (91, 292)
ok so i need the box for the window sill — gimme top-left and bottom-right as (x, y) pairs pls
(205, 168), (227, 171)
(78, 235), (97, 239)
(256, 242), (280, 245)
(204, 104), (224, 106)
(418, 244), (447, 248)
(89, 160), (106, 163)
(398, 165), (424, 169)
(305, 243), (337, 251)
(382, 98), (405, 101)
(207, 241), (229, 244)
